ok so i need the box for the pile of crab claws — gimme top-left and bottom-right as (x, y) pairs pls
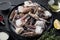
(9, 1), (52, 36)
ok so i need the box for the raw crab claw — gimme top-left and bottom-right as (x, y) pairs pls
(24, 1), (32, 7)
(35, 26), (43, 34)
(21, 32), (34, 36)
(18, 6), (24, 12)
(15, 14), (28, 27)
(16, 19), (22, 27)
(18, 6), (32, 13)
(24, 0), (40, 7)
(35, 21), (45, 34)
(35, 21), (45, 27)
(28, 12), (39, 19)
(15, 27), (24, 34)
(39, 18), (49, 23)
(44, 11), (52, 17)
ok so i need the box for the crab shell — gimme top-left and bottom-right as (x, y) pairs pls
(15, 19), (23, 27)
(15, 27), (24, 34)
(35, 21), (45, 34)
(44, 11), (52, 17)
(35, 21), (45, 27)
(35, 26), (43, 34)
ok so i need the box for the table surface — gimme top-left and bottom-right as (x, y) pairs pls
(0, 0), (60, 40)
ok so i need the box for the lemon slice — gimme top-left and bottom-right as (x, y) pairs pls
(49, 5), (60, 12)
(51, 5), (59, 10)
(54, 19), (60, 29)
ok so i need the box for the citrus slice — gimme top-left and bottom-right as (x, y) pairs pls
(54, 19), (60, 29)
(51, 5), (59, 10)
